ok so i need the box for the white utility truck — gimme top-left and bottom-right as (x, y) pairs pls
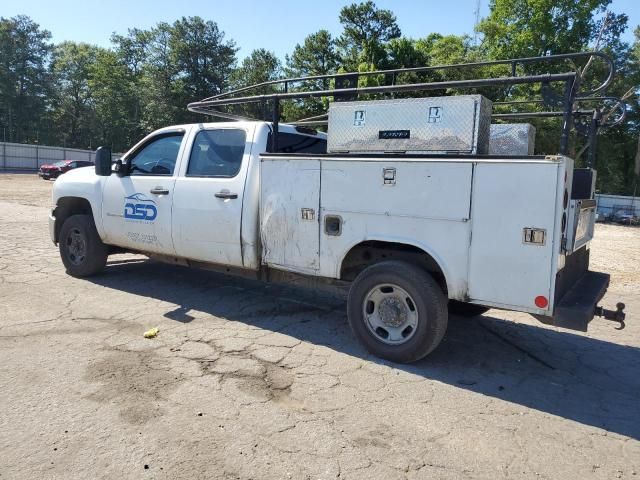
(49, 52), (626, 362)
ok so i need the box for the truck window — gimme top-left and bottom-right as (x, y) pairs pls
(129, 133), (184, 176)
(187, 129), (247, 177)
(267, 132), (327, 154)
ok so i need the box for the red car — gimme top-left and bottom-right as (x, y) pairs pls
(38, 160), (94, 180)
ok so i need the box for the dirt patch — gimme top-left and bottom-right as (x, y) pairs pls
(85, 349), (184, 424)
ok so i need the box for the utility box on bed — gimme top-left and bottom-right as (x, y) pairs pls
(489, 123), (536, 156)
(327, 95), (492, 155)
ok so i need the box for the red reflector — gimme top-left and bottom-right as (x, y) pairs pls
(535, 296), (549, 309)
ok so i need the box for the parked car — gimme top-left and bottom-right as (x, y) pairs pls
(39, 160), (94, 180)
(611, 207), (638, 225)
(613, 213), (638, 225)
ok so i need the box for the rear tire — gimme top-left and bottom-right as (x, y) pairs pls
(347, 260), (448, 363)
(59, 214), (109, 277)
(448, 300), (490, 317)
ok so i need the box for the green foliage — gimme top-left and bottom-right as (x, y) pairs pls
(230, 49), (281, 120)
(0, 15), (52, 143)
(0, 3), (637, 194)
(283, 30), (340, 121)
(477, 0), (611, 58)
(89, 49), (141, 151)
(232, 48), (281, 88)
(50, 42), (102, 148)
(337, 1), (401, 68)
(476, 0), (639, 195)
(287, 30), (339, 79)
(169, 17), (237, 102)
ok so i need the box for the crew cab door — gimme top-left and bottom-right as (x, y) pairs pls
(171, 127), (251, 267)
(101, 130), (187, 254)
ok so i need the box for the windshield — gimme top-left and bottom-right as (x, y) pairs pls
(53, 161), (68, 167)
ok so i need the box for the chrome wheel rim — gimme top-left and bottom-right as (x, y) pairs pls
(363, 283), (419, 345)
(66, 228), (87, 265)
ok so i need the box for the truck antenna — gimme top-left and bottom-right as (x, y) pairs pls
(473, 0), (481, 46)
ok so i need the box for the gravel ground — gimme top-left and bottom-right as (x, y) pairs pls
(0, 173), (638, 480)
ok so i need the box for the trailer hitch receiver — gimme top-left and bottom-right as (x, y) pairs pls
(595, 302), (626, 330)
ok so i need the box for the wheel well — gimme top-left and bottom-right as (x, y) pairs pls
(340, 241), (448, 293)
(53, 197), (93, 243)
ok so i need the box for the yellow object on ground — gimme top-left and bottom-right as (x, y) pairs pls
(143, 327), (159, 338)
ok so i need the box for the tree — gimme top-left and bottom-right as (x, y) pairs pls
(111, 28), (151, 76)
(89, 49), (141, 152)
(284, 30), (340, 120)
(286, 30), (339, 81)
(50, 42), (101, 148)
(231, 49), (281, 120)
(592, 25), (640, 194)
(0, 15), (52, 143)
(337, 1), (401, 69)
(169, 16), (237, 103)
(478, 0), (640, 195)
(477, 0), (613, 59)
(232, 48), (281, 88)
(385, 37), (425, 69)
(140, 22), (181, 130)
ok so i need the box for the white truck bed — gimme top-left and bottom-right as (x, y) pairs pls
(260, 154), (574, 317)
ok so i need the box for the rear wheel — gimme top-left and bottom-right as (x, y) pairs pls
(448, 300), (490, 317)
(347, 261), (448, 363)
(59, 214), (109, 277)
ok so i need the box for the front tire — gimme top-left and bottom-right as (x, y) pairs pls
(347, 261), (448, 363)
(59, 214), (109, 277)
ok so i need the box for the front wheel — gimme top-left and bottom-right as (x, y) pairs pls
(347, 261), (448, 363)
(59, 214), (109, 277)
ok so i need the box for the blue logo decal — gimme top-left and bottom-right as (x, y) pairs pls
(124, 193), (157, 221)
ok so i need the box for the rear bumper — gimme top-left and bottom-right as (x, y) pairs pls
(552, 270), (610, 331)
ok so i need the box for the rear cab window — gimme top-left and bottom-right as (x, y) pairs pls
(187, 129), (247, 177)
(268, 131), (327, 154)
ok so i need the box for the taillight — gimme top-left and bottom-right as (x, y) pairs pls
(535, 296), (549, 309)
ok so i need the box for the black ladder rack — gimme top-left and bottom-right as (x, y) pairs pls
(187, 51), (626, 165)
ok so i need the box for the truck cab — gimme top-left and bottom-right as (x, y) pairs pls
(50, 122), (326, 273)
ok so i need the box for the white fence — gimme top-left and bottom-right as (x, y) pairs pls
(0, 142), (119, 170)
(595, 193), (639, 217)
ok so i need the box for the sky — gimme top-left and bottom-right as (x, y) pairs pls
(3, 0), (640, 60)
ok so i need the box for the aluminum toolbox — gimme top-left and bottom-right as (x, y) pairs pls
(327, 95), (492, 154)
(489, 123), (536, 156)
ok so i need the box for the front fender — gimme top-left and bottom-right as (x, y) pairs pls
(52, 168), (106, 239)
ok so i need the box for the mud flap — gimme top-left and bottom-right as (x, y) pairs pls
(552, 271), (610, 331)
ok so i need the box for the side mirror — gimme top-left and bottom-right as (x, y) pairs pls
(114, 158), (125, 175)
(95, 146), (112, 176)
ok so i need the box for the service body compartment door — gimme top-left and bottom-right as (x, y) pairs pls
(260, 158), (320, 274)
(320, 160), (474, 298)
(468, 162), (561, 311)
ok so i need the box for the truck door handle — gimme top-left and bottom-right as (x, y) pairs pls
(215, 190), (238, 199)
(150, 187), (170, 195)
